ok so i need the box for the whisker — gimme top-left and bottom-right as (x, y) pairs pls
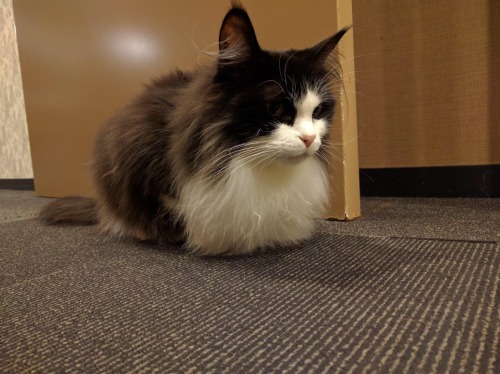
(196, 144), (273, 184)
(257, 79), (286, 95)
(284, 50), (298, 80)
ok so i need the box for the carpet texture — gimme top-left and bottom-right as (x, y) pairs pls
(1, 191), (499, 373)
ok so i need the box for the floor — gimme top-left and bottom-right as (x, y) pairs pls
(1, 190), (499, 373)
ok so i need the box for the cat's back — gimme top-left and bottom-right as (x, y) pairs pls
(149, 69), (194, 98)
(91, 69), (197, 199)
(94, 69), (195, 151)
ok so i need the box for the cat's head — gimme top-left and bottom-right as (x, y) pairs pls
(214, 3), (349, 165)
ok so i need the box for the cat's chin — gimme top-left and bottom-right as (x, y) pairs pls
(278, 153), (310, 165)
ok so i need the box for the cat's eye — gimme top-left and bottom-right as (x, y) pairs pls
(266, 102), (285, 117)
(312, 104), (323, 119)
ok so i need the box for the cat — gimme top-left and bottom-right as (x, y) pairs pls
(39, 2), (349, 256)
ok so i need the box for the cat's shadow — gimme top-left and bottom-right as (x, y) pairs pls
(132, 233), (399, 290)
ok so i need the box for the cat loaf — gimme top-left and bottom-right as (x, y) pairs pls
(39, 2), (350, 255)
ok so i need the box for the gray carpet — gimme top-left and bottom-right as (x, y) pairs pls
(1, 190), (499, 373)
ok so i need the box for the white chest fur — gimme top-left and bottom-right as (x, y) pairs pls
(178, 156), (329, 255)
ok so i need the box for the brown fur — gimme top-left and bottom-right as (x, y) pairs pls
(39, 196), (97, 225)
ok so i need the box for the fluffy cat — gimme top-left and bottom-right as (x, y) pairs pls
(40, 3), (349, 255)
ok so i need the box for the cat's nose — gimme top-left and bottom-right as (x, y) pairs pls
(300, 133), (316, 148)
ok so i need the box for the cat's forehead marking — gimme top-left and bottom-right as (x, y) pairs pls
(295, 90), (321, 117)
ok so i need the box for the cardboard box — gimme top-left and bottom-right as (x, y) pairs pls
(14, 0), (360, 220)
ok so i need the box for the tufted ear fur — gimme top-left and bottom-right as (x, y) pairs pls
(305, 27), (351, 66)
(218, 3), (261, 66)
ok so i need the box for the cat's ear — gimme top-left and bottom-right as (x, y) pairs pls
(307, 27), (351, 65)
(218, 4), (261, 65)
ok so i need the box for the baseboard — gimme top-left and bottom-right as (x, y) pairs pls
(2, 167), (499, 197)
(360, 165), (500, 198)
(0, 179), (35, 191)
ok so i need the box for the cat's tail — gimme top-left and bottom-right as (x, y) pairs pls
(39, 196), (98, 225)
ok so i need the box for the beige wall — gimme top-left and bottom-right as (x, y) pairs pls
(353, 0), (500, 168)
(0, 0), (32, 179)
